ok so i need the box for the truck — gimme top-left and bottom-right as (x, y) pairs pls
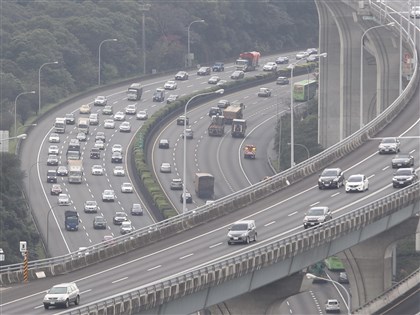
(77, 117), (89, 134)
(54, 117), (66, 133)
(235, 51), (260, 72)
(231, 119), (247, 138)
(223, 105), (243, 124)
(244, 144), (256, 159)
(127, 83), (143, 101)
(194, 173), (215, 199)
(66, 139), (81, 160)
(64, 210), (79, 231)
(68, 160), (83, 183)
(208, 115), (225, 137)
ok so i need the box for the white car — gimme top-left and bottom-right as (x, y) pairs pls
(58, 193), (70, 206)
(102, 189), (115, 202)
(136, 110), (148, 120)
(103, 119), (115, 129)
(125, 104), (137, 115)
(43, 282), (80, 309)
(49, 133), (60, 143)
(160, 162), (171, 173)
(119, 121), (131, 132)
(121, 182), (133, 193)
(113, 166), (125, 176)
(79, 104), (91, 114)
(164, 80), (178, 90)
(325, 299), (341, 313)
(94, 95), (107, 106)
(113, 111), (125, 121)
(93, 140), (105, 150)
(48, 145), (59, 155)
(208, 76), (220, 84)
(263, 62), (277, 71)
(120, 221), (133, 234)
(84, 200), (98, 213)
(296, 51), (309, 59)
(345, 174), (369, 192)
(91, 165), (104, 175)
(410, 5), (420, 18)
(112, 144), (123, 153)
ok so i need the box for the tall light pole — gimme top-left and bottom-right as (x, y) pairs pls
(288, 142), (310, 160)
(290, 53), (326, 168)
(15, 91), (35, 137)
(38, 61), (58, 114)
(139, 3), (151, 74)
(98, 38), (117, 85)
(359, 22), (395, 128)
(306, 273), (351, 315)
(187, 19), (205, 68)
(183, 89), (224, 212)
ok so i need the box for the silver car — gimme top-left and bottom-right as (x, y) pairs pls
(227, 220), (257, 244)
(43, 282), (80, 309)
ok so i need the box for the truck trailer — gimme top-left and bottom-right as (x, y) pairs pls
(54, 118), (66, 133)
(223, 106), (243, 124)
(231, 119), (247, 138)
(68, 160), (83, 183)
(208, 115), (225, 137)
(127, 83), (143, 101)
(194, 173), (215, 199)
(236, 51), (260, 72)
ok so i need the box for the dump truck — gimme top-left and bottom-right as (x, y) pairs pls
(236, 51), (260, 72)
(194, 173), (215, 199)
(54, 117), (66, 133)
(223, 105), (243, 124)
(231, 119), (247, 138)
(244, 144), (256, 159)
(208, 115), (225, 137)
(64, 210), (79, 231)
(127, 83), (143, 101)
(68, 160), (83, 183)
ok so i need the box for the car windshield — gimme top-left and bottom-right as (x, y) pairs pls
(394, 154), (408, 159)
(308, 208), (325, 215)
(348, 176), (362, 182)
(396, 169), (412, 176)
(382, 138), (396, 143)
(322, 169), (338, 176)
(49, 287), (67, 294)
(231, 224), (248, 231)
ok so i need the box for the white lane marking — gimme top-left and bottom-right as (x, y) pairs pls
(209, 242), (222, 248)
(80, 289), (92, 295)
(147, 265), (162, 271)
(179, 253), (194, 260)
(310, 201), (320, 206)
(288, 211), (298, 217)
(264, 221), (276, 226)
(112, 277), (128, 284)
(382, 166), (390, 170)
(330, 192), (340, 197)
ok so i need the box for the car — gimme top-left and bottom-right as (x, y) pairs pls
(131, 203), (144, 216)
(50, 184), (62, 195)
(113, 166), (125, 176)
(65, 113), (76, 125)
(102, 189), (115, 202)
(103, 119), (115, 129)
(47, 154), (59, 166)
(175, 71), (189, 80)
(170, 178), (183, 190)
(48, 145), (59, 155)
(303, 206), (332, 229)
(57, 165), (68, 176)
(345, 174), (369, 192)
(176, 115), (189, 125)
(84, 200), (98, 213)
(217, 99), (230, 109)
(230, 70), (245, 79)
(275, 56), (289, 64)
(120, 221), (133, 234)
(112, 144), (123, 153)
(76, 132), (87, 141)
(121, 182), (133, 193)
(125, 104), (137, 115)
(90, 148), (100, 159)
(182, 128), (194, 139)
(94, 95), (107, 106)
(111, 151), (123, 163)
(392, 168), (418, 188)
(391, 153), (414, 168)
(93, 216), (107, 229)
(325, 299), (341, 313)
(91, 164), (104, 175)
(212, 62), (225, 72)
(113, 111), (125, 121)
(102, 235), (114, 245)
(58, 193), (70, 206)
(197, 66), (211, 76)
(306, 55), (319, 62)
(216, 79), (228, 87)
(159, 139), (170, 149)
(164, 80), (178, 90)
(166, 94), (179, 104)
(378, 137), (400, 154)
(94, 140), (105, 150)
(95, 132), (106, 142)
(180, 191), (193, 203)
(338, 272), (349, 284)
(136, 110), (148, 120)
(276, 76), (289, 85)
(47, 170), (58, 184)
(296, 51), (309, 59)
(306, 47), (318, 55)
(208, 75), (220, 84)
(160, 162), (171, 173)
(113, 211), (128, 225)
(205, 200), (215, 205)
(410, 5), (420, 18)
(262, 62), (277, 71)
(89, 113), (99, 125)
(257, 87), (272, 97)
(318, 168), (345, 189)
(102, 105), (113, 115)
(208, 107), (223, 117)
(79, 104), (91, 114)
(119, 121), (131, 132)
(43, 282), (80, 309)
(49, 133), (60, 143)
(227, 220), (257, 245)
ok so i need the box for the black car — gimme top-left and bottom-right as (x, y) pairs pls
(152, 89), (165, 102)
(93, 216), (107, 229)
(65, 113), (75, 125)
(180, 192), (193, 203)
(159, 139), (170, 149)
(391, 153), (414, 168)
(392, 168), (418, 188)
(275, 56), (289, 64)
(318, 168), (345, 189)
(176, 115), (189, 125)
(197, 67), (211, 75)
(47, 170), (57, 183)
(90, 148), (100, 159)
(131, 203), (144, 216)
(111, 152), (123, 163)
(209, 107), (223, 117)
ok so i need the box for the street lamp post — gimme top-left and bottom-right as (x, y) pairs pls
(14, 91), (35, 137)
(187, 19), (205, 68)
(98, 38), (118, 85)
(38, 61), (58, 114)
(359, 22), (395, 128)
(288, 142), (310, 160)
(183, 89), (224, 212)
(306, 273), (351, 315)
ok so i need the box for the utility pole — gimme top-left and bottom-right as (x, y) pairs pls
(139, 2), (151, 74)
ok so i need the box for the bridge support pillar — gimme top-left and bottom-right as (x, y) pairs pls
(338, 216), (419, 309)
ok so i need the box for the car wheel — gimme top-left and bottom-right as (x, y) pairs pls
(75, 295), (80, 305)
(44, 305), (49, 310)
(246, 236), (250, 244)
(227, 241), (231, 245)
(254, 233), (257, 242)
(65, 299), (69, 308)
